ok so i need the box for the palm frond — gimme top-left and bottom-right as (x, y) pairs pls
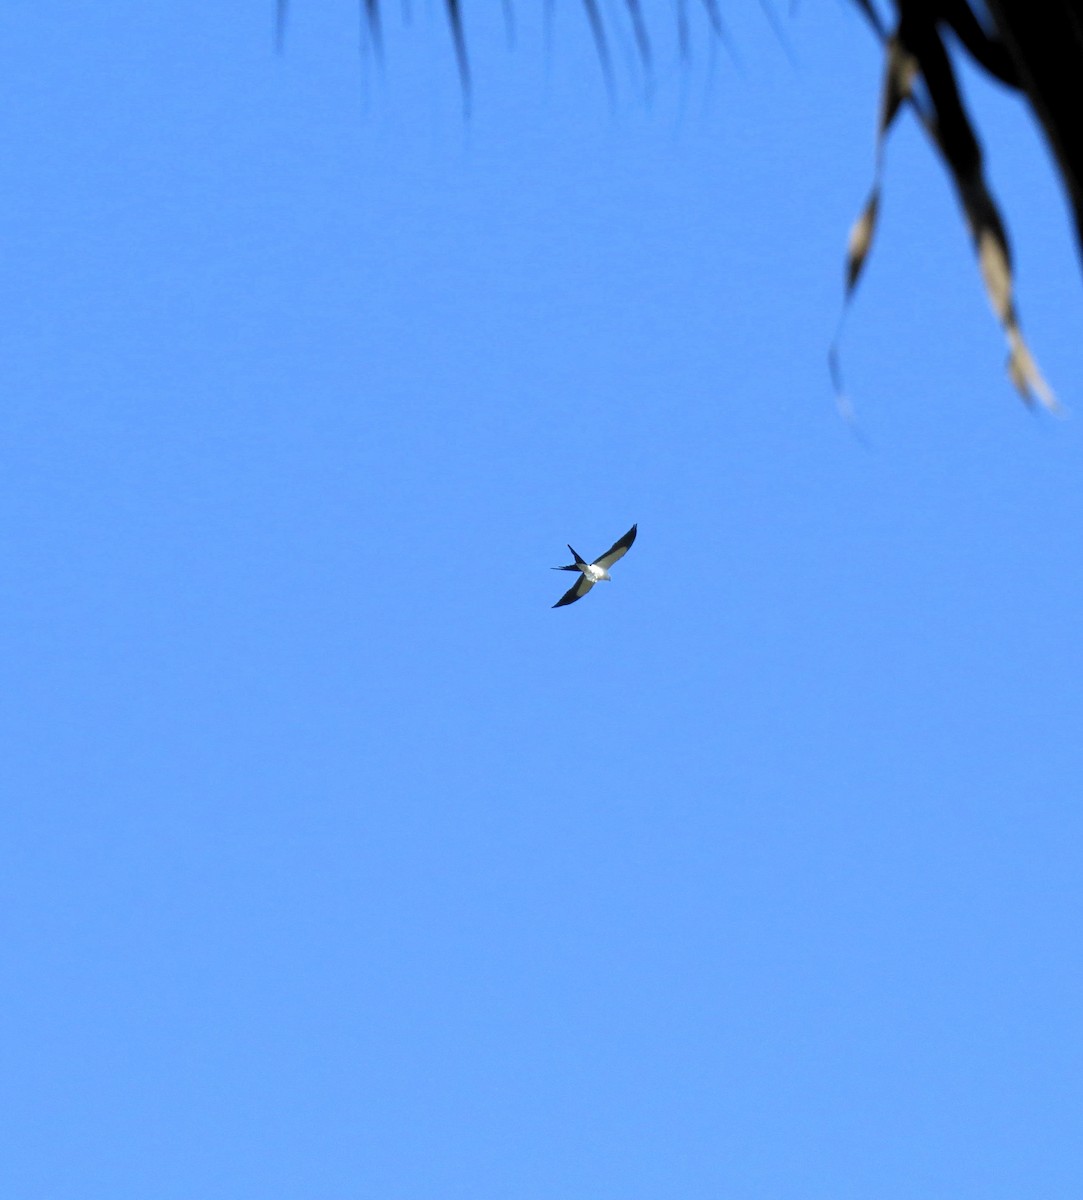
(273, 2), (1083, 410)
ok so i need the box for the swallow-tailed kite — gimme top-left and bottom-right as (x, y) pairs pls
(551, 524), (637, 608)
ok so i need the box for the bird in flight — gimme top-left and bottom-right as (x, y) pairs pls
(551, 524), (637, 608)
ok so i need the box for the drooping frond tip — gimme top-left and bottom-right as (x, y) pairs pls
(275, 0), (287, 53)
(834, 14), (1058, 414)
(282, 1), (736, 113)
(364, 0), (383, 59)
(444, 0), (472, 117)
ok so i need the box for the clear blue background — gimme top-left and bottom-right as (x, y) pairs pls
(4, 4), (1082, 1197)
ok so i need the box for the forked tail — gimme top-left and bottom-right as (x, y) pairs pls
(552, 544), (587, 572)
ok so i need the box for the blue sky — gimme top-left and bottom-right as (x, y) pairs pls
(4, 4), (1083, 1198)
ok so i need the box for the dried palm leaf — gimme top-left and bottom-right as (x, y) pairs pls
(836, 10), (1057, 411)
(274, 2), (1082, 412)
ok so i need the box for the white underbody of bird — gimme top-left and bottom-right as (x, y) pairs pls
(551, 523), (637, 608)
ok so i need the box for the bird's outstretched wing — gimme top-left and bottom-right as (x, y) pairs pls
(594, 524), (637, 570)
(553, 574), (595, 608)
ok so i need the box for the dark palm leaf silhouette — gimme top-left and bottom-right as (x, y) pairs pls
(277, 2), (1083, 410)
